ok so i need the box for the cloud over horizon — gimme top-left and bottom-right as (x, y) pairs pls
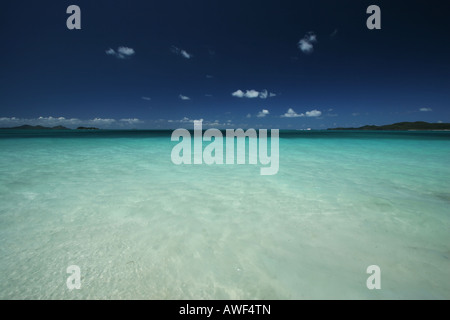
(167, 117), (232, 127)
(298, 32), (317, 54)
(106, 46), (135, 59)
(281, 108), (322, 118)
(120, 118), (143, 124)
(171, 46), (193, 59)
(281, 108), (302, 118)
(257, 109), (270, 118)
(231, 89), (276, 99)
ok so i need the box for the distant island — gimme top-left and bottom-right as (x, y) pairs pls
(0, 125), (102, 130)
(0, 125), (71, 130)
(1, 122), (449, 131)
(328, 121), (450, 131)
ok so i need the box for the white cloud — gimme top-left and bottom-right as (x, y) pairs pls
(142, 96), (151, 101)
(246, 113), (252, 118)
(281, 108), (322, 118)
(419, 107), (432, 112)
(117, 47), (135, 56)
(231, 89), (276, 99)
(298, 32), (317, 54)
(305, 109), (322, 117)
(298, 41), (313, 53)
(0, 116), (21, 124)
(171, 46), (193, 59)
(180, 50), (192, 59)
(259, 90), (269, 99)
(168, 117), (194, 123)
(179, 94), (191, 100)
(90, 118), (117, 125)
(232, 90), (245, 98)
(167, 117), (234, 128)
(281, 108), (302, 118)
(106, 46), (135, 59)
(257, 109), (269, 118)
(120, 118), (143, 124)
(245, 90), (260, 98)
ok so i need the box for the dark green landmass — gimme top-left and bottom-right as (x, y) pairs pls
(0, 125), (71, 130)
(0, 124), (102, 130)
(328, 121), (450, 131)
(76, 127), (99, 130)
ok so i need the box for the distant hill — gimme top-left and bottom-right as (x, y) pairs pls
(76, 127), (99, 130)
(328, 121), (450, 131)
(0, 125), (71, 130)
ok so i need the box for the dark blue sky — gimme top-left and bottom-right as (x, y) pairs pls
(1, 0), (449, 129)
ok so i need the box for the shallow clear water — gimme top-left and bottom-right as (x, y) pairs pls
(0, 130), (449, 299)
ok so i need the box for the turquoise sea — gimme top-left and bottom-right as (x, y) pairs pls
(0, 130), (449, 299)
